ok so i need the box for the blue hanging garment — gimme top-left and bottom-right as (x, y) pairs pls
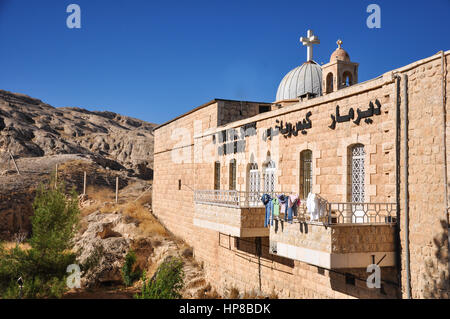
(260, 194), (272, 227)
(287, 194), (299, 224)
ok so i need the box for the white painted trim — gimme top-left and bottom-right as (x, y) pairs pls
(193, 218), (269, 238)
(194, 218), (241, 237)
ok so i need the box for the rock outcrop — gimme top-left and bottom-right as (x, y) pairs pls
(74, 211), (139, 287)
(0, 90), (156, 178)
(73, 203), (216, 298)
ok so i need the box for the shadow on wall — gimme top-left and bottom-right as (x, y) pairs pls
(329, 266), (400, 299)
(422, 219), (449, 299)
(232, 236), (295, 269)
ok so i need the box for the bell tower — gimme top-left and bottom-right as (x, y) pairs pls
(322, 39), (359, 94)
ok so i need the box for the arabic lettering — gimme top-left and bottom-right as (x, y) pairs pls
(274, 111), (312, 138)
(329, 99), (381, 129)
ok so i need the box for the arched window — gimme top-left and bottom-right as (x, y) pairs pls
(300, 150), (313, 199)
(248, 162), (260, 205)
(326, 73), (334, 93)
(263, 159), (276, 193)
(214, 161), (220, 190)
(342, 71), (353, 87)
(229, 159), (237, 190)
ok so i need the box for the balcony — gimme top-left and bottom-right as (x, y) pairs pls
(269, 202), (398, 269)
(193, 190), (276, 237)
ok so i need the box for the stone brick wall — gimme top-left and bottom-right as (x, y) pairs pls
(396, 52), (450, 299)
(193, 203), (268, 237)
(153, 51), (450, 299)
(269, 222), (395, 255)
(194, 203), (242, 229)
(218, 100), (273, 126)
(331, 225), (396, 254)
(241, 207), (266, 229)
(270, 221), (331, 253)
(153, 101), (219, 247)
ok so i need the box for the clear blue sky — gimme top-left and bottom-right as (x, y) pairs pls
(0, 0), (448, 124)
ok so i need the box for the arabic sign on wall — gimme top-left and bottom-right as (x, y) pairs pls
(264, 111), (313, 141)
(329, 99), (382, 129)
(216, 122), (256, 156)
(217, 99), (382, 151)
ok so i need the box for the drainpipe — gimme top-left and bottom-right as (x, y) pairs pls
(440, 51), (450, 284)
(403, 73), (412, 299)
(394, 74), (402, 297)
(440, 51), (449, 222)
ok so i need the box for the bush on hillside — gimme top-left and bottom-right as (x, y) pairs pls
(135, 257), (184, 299)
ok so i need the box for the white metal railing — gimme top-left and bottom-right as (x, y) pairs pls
(194, 190), (397, 225)
(275, 201), (397, 225)
(326, 202), (397, 225)
(194, 190), (294, 208)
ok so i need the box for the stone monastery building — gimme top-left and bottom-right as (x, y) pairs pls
(153, 30), (450, 299)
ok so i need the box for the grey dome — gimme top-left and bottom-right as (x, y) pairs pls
(276, 61), (323, 101)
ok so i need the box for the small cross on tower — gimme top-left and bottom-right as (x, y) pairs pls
(300, 30), (320, 62)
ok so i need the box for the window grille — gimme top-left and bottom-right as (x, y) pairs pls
(264, 160), (276, 193)
(351, 145), (365, 203)
(214, 161), (220, 190)
(351, 144), (365, 223)
(300, 150), (312, 199)
(249, 163), (260, 206)
(229, 159), (236, 190)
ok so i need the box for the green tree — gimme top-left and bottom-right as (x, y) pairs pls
(31, 183), (80, 255)
(136, 257), (184, 299)
(0, 182), (80, 299)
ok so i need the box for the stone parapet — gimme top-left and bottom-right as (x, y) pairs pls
(194, 202), (268, 237)
(269, 220), (396, 269)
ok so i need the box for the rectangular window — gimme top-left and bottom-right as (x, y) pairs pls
(214, 162), (220, 190)
(229, 160), (236, 190)
(300, 150), (313, 199)
(178, 179), (181, 190)
(350, 145), (365, 203)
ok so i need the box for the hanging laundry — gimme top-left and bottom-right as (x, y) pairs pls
(306, 192), (318, 221)
(286, 194), (299, 223)
(307, 193), (328, 221)
(295, 198), (301, 217)
(272, 197), (280, 221)
(317, 196), (328, 220)
(277, 194), (288, 216)
(261, 194), (273, 227)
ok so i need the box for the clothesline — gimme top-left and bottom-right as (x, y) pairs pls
(260, 192), (328, 227)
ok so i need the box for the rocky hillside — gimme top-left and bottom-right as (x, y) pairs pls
(0, 90), (156, 177)
(66, 180), (218, 299)
(0, 154), (131, 240)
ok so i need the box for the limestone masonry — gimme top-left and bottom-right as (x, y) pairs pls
(153, 32), (450, 299)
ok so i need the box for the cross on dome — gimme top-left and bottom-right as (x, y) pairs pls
(300, 30), (320, 62)
(337, 39), (343, 48)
